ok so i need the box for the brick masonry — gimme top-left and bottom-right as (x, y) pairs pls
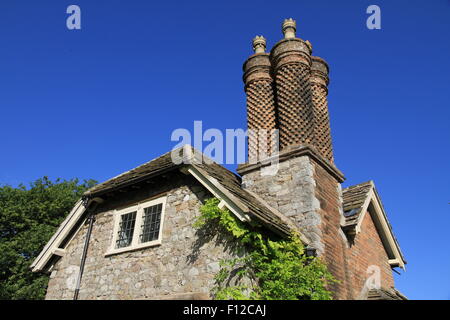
(310, 57), (334, 163)
(243, 26), (335, 163)
(240, 155), (395, 300)
(345, 209), (395, 299)
(312, 160), (349, 299)
(243, 51), (277, 160)
(239, 19), (397, 299)
(44, 19), (399, 300)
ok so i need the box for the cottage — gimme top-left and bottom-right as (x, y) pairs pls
(32, 18), (406, 300)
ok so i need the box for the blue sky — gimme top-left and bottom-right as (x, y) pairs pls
(0, 0), (449, 299)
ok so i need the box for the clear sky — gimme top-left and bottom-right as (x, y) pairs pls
(0, 0), (449, 300)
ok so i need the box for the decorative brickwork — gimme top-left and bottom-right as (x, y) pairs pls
(270, 37), (313, 151)
(38, 18), (405, 301)
(243, 37), (277, 161)
(310, 57), (334, 162)
(245, 79), (277, 160)
(244, 19), (333, 163)
(269, 21), (313, 154)
(274, 62), (314, 148)
(242, 20), (336, 161)
(239, 20), (399, 299)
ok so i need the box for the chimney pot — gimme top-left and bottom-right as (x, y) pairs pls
(252, 36), (266, 53)
(282, 18), (296, 39)
(305, 40), (313, 52)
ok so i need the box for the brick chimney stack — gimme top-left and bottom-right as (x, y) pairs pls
(239, 19), (349, 299)
(270, 18), (315, 151)
(241, 18), (335, 163)
(243, 36), (277, 162)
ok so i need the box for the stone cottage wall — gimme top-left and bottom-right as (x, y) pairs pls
(45, 173), (244, 300)
(241, 156), (324, 255)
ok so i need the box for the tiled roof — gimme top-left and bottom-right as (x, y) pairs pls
(342, 181), (373, 226)
(194, 161), (294, 236)
(84, 146), (293, 237)
(342, 181), (407, 267)
(84, 149), (180, 197)
(367, 288), (407, 300)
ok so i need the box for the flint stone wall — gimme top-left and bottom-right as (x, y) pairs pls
(241, 155), (324, 254)
(45, 173), (245, 300)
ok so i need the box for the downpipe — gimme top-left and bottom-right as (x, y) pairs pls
(73, 197), (103, 300)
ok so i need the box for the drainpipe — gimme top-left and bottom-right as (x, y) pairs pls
(73, 197), (103, 300)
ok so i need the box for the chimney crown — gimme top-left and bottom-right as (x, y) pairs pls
(282, 18), (297, 39)
(252, 36), (267, 53)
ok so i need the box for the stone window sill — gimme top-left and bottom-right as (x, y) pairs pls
(104, 239), (162, 257)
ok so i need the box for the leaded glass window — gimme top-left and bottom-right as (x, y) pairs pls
(116, 211), (137, 248)
(140, 204), (162, 243)
(107, 196), (167, 256)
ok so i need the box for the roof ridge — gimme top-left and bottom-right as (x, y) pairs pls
(84, 148), (179, 195)
(84, 145), (222, 196)
(342, 180), (374, 191)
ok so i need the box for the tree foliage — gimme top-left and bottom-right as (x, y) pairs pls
(0, 177), (96, 299)
(194, 198), (336, 300)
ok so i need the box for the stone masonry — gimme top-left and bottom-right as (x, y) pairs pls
(241, 155), (324, 255)
(238, 19), (400, 299)
(40, 18), (404, 301)
(239, 150), (349, 299)
(45, 173), (244, 300)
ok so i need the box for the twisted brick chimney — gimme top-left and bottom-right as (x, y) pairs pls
(271, 18), (315, 150)
(241, 19), (334, 163)
(243, 36), (277, 162)
(238, 19), (349, 299)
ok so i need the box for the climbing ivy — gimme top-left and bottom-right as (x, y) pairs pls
(194, 198), (336, 300)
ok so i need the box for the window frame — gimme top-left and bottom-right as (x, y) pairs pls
(105, 196), (167, 256)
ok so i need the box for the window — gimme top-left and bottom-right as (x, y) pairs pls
(116, 211), (137, 248)
(106, 197), (166, 256)
(140, 204), (162, 243)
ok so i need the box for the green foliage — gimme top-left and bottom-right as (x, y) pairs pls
(0, 176), (96, 299)
(195, 198), (336, 300)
